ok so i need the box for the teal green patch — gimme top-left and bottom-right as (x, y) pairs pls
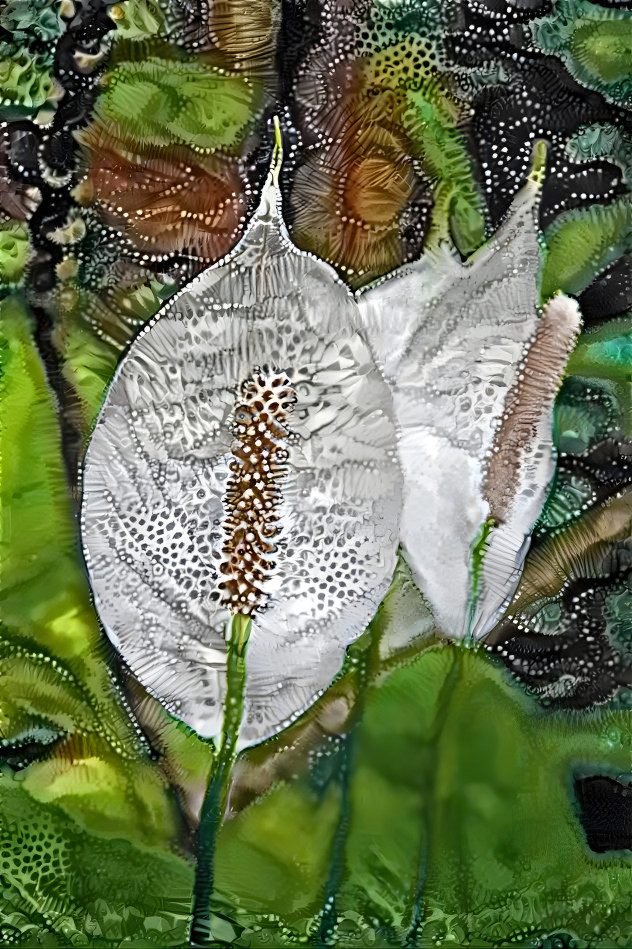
(365, 0), (449, 46)
(555, 377), (619, 454)
(533, 0), (632, 107)
(535, 471), (594, 535)
(568, 320), (632, 382)
(0, 1), (65, 118)
(568, 123), (632, 184)
(0, 0), (64, 47)
(604, 583), (632, 660)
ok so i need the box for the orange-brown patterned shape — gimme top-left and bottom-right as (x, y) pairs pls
(289, 59), (430, 288)
(74, 121), (248, 261)
(176, 0), (279, 81)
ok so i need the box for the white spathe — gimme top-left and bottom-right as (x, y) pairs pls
(358, 175), (581, 640)
(81, 172), (403, 747)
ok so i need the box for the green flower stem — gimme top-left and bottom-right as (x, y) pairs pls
(190, 612), (251, 947)
(314, 634), (374, 947)
(404, 651), (462, 947)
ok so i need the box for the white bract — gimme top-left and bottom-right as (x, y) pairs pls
(358, 171), (581, 640)
(81, 169), (403, 746)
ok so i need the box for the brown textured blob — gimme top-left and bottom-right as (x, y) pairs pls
(219, 372), (296, 615)
(485, 295), (581, 523)
(508, 490), (632, 617)
(74, 121), (248, 261)
(175, 0), (278, 80)
(289, 52), (431, 288)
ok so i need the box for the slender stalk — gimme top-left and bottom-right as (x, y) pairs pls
(314, 639), (372, 948)
(313, 730), (354, 948)
(404, 651), (461, 947)
(190, 612), (251, 947)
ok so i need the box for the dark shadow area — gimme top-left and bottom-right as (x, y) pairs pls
(574, 774), (632, 853)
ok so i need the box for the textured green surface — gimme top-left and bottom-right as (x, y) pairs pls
(59, 280), (177, 429)
(0, 294), (186, 850)
(109, 0), (165, 42)
(94, 55), (261, 152)
(541, 198), (632, 300)
(403, 82), (487, 255)
(3, 631), (632, 946)
(0, 224), (29, 286)
(209, 644), (632, 947)
(3, 0), (632, 945)
(533, 0), (632, 105)
(0, 775), (193, 947)
(0, 0), (64, 120)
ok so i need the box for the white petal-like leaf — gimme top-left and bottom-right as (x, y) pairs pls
(359, 174), (580, 640)
(81, 174), (403, 746)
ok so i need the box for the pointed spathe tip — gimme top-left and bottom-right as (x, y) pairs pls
(246, 115), (285, 235)
(271, 114), (282, 187)
(503, 139), (546, 221)
(528, 139), (548, 191)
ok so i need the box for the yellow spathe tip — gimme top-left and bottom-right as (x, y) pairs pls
(272, 115), (282, 187)
(528, 139), (548, 190)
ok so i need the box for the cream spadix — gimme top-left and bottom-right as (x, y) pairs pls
(81, 167), (403, 746)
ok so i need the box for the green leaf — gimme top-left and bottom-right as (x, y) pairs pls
(403, 78), (487, 255)
(567, 319), (632, 382)
(0, 49), (56, 119)
(0, 0), (64, 49)
(210, 644), (632, 946)
(0, 222), (29, 285)
(0, 773), (194, 947)
(95, 56), (261, 152)
(532, 0), (632, 107)
(109, 0), (165, 41)
(541, 197), (632, 299)
(1, 294), (107, 664)
(58, 280), (177, 430)
(0, 294), (184, 847)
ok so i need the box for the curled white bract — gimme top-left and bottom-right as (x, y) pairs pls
(359, 169), (581, 641)
(81, 176), (403, 746)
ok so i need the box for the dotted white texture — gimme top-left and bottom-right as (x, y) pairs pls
(81, 178), (403, 746)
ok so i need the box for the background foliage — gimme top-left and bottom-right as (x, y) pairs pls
(2, 0), (632, 945)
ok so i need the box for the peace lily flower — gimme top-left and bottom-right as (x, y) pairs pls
(82, 131), (581, 746)
(81, 133), (403, 750)
(358, 146), (581, 641)
(81, 125), (580, 944)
